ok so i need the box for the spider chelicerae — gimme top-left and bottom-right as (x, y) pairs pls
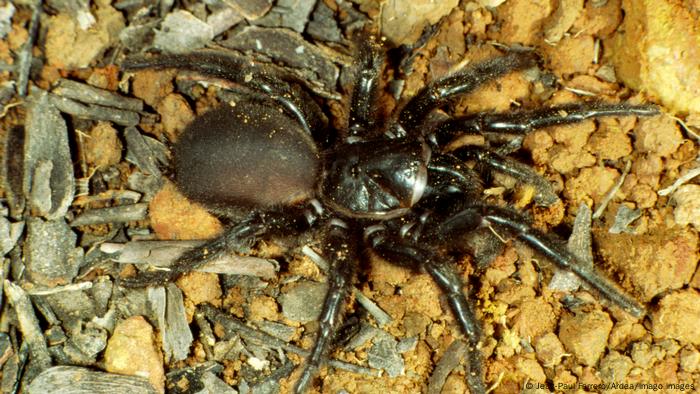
(122, 31), (657, 393)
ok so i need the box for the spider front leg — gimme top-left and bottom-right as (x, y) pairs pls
(454, 145), (561, 206)
(399, 51), (537, 132)
(294, 220), (358, 394)
(347, 35), (384, 139)
(122, 50), (327, 141)
(434, 103), (659, 206)
(368, 233), (486, 394)
(440, 205), (645, 317)
(433, 102), (660, 144)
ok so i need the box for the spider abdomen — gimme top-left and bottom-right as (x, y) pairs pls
(173, 101), (320, 214)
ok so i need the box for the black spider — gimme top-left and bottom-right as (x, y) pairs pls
(122, 32), (657, 393)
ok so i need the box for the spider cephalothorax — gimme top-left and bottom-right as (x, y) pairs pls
(122, 31), (656, 393)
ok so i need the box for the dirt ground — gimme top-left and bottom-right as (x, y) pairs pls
(1, 0), (700, 394)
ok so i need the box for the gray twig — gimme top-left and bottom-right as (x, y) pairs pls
(201, 304), (381, 377)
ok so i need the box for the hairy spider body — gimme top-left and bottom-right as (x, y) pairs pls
(123, 34), (658, 393)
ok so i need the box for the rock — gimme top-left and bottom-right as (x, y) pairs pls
(542, 35), (596, 76)
(380, 0), (459, 45)
(149, 181), (222, 241)
(279, 280), (327, 323)
(248, 295), (279, 322)
(403, 311), (430, 337)
(608, 321), (647, 350)
(534, 332), (567, 367)
(571, 0), (623, 37)
(256, 320), (296, 342)
(587, 120), (633, 161)
(147, 285), (194, 363)
(515, 356), (546, 383)
(84, 122), (122, 169)
(672, 185), (700, 230)
(368, 331), (404, 377)
(608, 0), (700, 113)
(599, 351), (634, 382)
(207, 6), (244, 36)
(27, 366), (157, 394)
(307, 1), (341, 43)
(631, 153), (663, 188)
(558, 310), (613, 366)
(252, 0), (315, 33)
(177, 271), (222, 306)
(680, 346), (700, 372)
(634, 115), (683, 157)
(45, 4), (124, 69)
(104, 316), (165, 393)
(153, 10), (213, 54)
(43, 290), (95, 323)
(129, 69), (175, 109)
(65, 324), (108, 363)
(123, 127), (165, 178)
(155, 93), (194, 142)
(25, 218), (82, 286)
(563, 166), (619, 207)
(595, 228), (698, 301)
(399, 275), (443, 320)
(221, 0), (271, 20)
(494, 0), (553, 45)
(24, 91), (75, 220)
(652, 289), (700, 345)
(543, 0), (584, 43)
(511, 298), (557, 339)
(0, 3), (13, 39)
(630, 341), (665, 368)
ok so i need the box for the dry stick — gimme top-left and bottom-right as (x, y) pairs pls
(17, 0), (41, 96)
(658, 167), (700, 197)
(201, 304), (380, 377)
(427, 339), (468, 394)
(3, 281), (52, 370)
(592, 160), (632, 219)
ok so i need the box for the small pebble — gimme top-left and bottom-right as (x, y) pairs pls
(279, 281), (327, 323)
(559, 310), (613, 366)
(104, 316), (165, 393)
(367, 331), (404, 377)
(154, 10), (213, 53)
(652, 289), (700, 345)
(672, 184), (700, 230)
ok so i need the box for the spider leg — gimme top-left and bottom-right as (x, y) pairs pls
(454, 146), (560, 206)
(347, 35), (384, 140)
(435, 103), (658, 205)
(294, 220), (357, 394)
(439, 204), (645, 317)
(119, 208), (312, 287)
(398, 51), (537, 131)
(122, 50), (327, 142)
(433, 102), (659, 144)
(368, 233), (486, 394)
(418, 154), (483, 214)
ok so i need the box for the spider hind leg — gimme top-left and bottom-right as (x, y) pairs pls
(369, 234), (487, 394)
(294, 221), (358, 394)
